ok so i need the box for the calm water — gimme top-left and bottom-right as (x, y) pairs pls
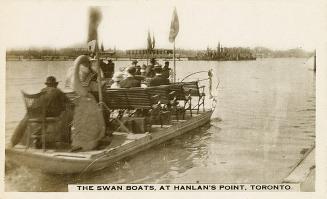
(5, 58), (315, 191)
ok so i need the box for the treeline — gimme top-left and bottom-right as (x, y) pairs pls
(6, 46), (313, 60)
(176, 47), (312, 58)
(6, 48), (89, 60)
(252, 47), (313, 58)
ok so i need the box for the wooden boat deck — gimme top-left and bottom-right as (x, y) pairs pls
(6, 111), (213, 174)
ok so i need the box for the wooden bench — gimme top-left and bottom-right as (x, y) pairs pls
(103, 88), (163, 131)
(145, 85), (180, 121)
(180, 81), (205, 114)
(169, 82), (192, 117)
(146, 85), (176, 106)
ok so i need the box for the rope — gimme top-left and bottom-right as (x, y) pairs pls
(180, 71), (208, 82)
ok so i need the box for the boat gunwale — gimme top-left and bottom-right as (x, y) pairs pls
(5, 110), (213, 174)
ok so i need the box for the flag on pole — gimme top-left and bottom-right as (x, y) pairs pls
(169, 7), (179, 43)
(147, 31), (152, 50)
(87, 7), (102, 43)
(87, 7), (102, 53)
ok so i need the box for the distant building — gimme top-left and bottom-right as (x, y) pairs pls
(126, 49), (173, 59)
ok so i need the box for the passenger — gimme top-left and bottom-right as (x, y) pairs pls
(162, 61), (171, 79)
(135, 65), (141, 76)
(146, 58), (156, 78)
(41, 76), (70, 117)
(110, 72), (124, 88)
(120, 66), (141, 88)
(11, 76), (73, 148)
(119, 66), (127, 72)
(140, 64), (147, 76)
(100, 59), (114, 79)
(149, 66), (170, 87)
(131, 60), (141, 76)
(145, 64), (155, 78)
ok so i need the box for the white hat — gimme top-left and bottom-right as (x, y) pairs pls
(112, 72), (124, 82)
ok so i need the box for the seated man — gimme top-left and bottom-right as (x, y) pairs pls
(120, 66), (141, 88)
(162, 61), (171, 79)
(145, 64), (155, 78)
(148, 66), (170, 87)
(41, 76), (70, 117)
(11, 76), (72, 148)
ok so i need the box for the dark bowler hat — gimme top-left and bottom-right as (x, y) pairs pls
(132, 60), (138, 64)
(45, 76), (59, 86)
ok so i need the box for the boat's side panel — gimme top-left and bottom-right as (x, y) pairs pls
(6, 111), (213, 174)
(91, 111), (213, 170)
(5, 149), (92, 174)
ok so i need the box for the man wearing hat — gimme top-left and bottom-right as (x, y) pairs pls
(131, 60), (141, 75)
(146, 58), (156, 78)
(149, 66), (169, 87)
(11, 76), (72, 148)
(120, 66), (141, 88)
(132, 60), (138, 66)
(41, 76), (70, 117)
(162, 61), (171, 79)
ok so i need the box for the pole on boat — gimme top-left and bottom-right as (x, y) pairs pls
(147, 31), (152, 66)
(95, 47), (103, 108)
(314, 49), (316, 73)
(173, 41), (176, 82)
(88, 7), (103, 111)
(169, 7), (179, 83)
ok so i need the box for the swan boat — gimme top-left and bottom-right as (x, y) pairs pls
(5, 56), (216, 175)
(6, 110), (213, 174)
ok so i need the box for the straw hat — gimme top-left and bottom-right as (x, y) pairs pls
(112, 72), (124, 82)
(119, 66), (127, 72)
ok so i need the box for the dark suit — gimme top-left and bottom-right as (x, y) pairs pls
(162, 68), (170, 79)
(146, 65), (155, 78)
(100, 61), (114, 78)
(41, 87), (70, 117)
(120, 76), (141, 88)
(149, 75), (170, 87)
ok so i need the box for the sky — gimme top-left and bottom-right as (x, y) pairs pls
(0, 0), (326, 51)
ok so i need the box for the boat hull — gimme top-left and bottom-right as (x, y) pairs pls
(6, 110), (213, 174)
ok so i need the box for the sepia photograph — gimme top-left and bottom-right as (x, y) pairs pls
(1, 0), (326, 194)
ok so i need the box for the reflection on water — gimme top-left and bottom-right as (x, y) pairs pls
(5, 58), (315, 191)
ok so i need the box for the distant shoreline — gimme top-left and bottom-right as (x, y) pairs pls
(6, 57), (308, 62)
